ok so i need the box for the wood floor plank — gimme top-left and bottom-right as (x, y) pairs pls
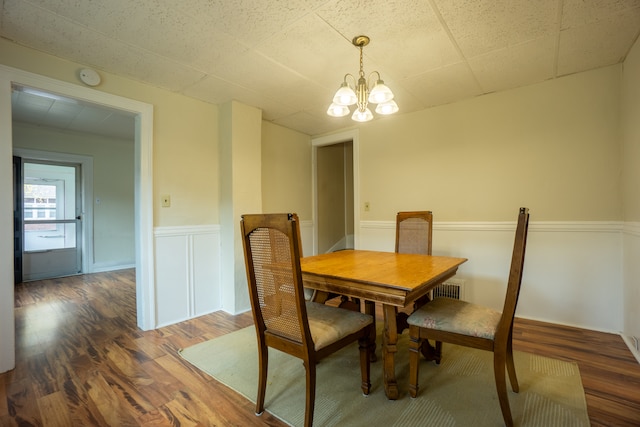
(1, 269), (639, 426)
(59, 370), (110, 427)
(84, 369), (139, 426)
(37, 391), (72, 427)
(6, 378), (43, 427)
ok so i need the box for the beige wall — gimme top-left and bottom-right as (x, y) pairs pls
(0, 38), (219, 227)
(622, 38), (640, 222)
(355, 65), (622, 222)
(261, 121), (311, 219)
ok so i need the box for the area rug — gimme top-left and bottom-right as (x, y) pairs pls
(179, 326), (589, 426)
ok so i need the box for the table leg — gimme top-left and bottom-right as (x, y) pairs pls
(363, 300), (377, 362)
(382, 304), (399, 400)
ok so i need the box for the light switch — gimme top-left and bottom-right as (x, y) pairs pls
(161, 195), (171, 207)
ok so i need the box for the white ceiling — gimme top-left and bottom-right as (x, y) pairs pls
(11, 85), (136, 140)
(2, 0), (640, 137)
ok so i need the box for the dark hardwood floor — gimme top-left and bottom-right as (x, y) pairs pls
(1, 269), (639, 426)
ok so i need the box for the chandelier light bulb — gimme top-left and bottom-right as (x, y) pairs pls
(333, 82), (357, 106)
(368, 80), (394, 104)
(352, 108), (373, 122)
(327, 103), (350, 117)
(375, 100), (399, 115)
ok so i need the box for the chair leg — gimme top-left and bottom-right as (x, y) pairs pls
(434, 341), (442, 364)
(506, 336), (519, 393)
(493, 352), (514, 427)
(256, 341), (268, 416)
(408, 327), (422, 398)
(304, 359), (316, 427)
(358, 335), (371, 395)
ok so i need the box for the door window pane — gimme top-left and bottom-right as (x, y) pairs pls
(24, 223), (76, 251)
(23, 163), (78, 252)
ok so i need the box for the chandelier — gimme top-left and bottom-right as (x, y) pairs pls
(327, 35), (398, 122)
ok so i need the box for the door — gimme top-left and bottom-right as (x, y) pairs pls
(13, 156), (23, 284)
(20, 159), (82, 281)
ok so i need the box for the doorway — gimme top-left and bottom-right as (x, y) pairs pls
(18, 159), (82, 281)
(316, 141), (354, 253)
(0, 64), (155, 336)
(312, 129), (360, 254)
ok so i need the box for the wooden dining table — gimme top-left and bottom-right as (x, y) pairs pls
(300, 249), (467, 400)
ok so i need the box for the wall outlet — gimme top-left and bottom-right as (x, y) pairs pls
(161, 195), (171, 207)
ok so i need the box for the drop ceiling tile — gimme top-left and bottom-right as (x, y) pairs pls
(558, 10), (640, 76)
(387, 83), (430, 114)
(169, 0), (317, 48)
(41, 101), (82, 128)
(181, 74), (244, 105)
(2, 0), (206, 91)
(434, 0), (559, 58)
(16, 91), (55, 111)
(19, 0), (244, 71)
(468, 36), (556, 93)
(90, 114), (135, 140)
(205, 49), (326, 109)
(182, 74), (299, 121)
(562, 0), (640, 29)
(316, 0), (461, 78)
(254, 13), (356, 90)
(272, 109), (346, 136)
(403, 62), (483, 107)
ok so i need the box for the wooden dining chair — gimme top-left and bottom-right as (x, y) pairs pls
(407, 207), (529, 427)
(396, 211), (433, 256)
(241, 213), (374, 427)
(395, 211), (434, 334)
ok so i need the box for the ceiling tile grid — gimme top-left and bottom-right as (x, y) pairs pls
(3, 0), (640, 136)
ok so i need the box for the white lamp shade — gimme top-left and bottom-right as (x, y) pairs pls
(368, 80), (394, 104)
(333, 83), (357, 106)
(327, 103), (350, 117)
(352, 108), (373, 122)
(375, 99), (399, 115)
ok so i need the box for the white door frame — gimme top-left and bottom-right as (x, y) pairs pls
(0, 65), (155, 373)
(311, 129), (360, 255)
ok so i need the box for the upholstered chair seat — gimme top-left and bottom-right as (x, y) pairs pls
(408, 297), (501, 340)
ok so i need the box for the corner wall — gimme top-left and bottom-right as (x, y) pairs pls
(621, 35), (640, 357)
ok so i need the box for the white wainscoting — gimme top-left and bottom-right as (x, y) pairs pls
(154, 225), (221, 327)
(360, 220), (624, 333)
(152, 220), (625, 334)
(153, 221), (314, 327)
